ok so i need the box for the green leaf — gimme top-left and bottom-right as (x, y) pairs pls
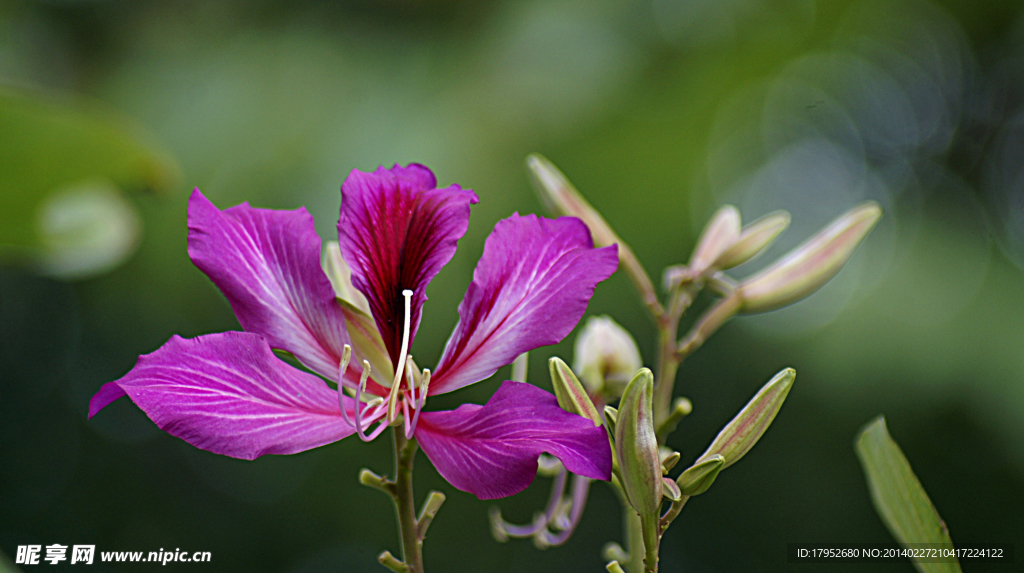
(0, 86), (179, 278)
(0, 548), (22, 573)
(855, 417), (961, 573)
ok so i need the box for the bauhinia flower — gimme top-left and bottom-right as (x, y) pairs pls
(89, 164), (618, 499)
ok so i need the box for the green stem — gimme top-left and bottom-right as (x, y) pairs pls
(392, 428), (424, 573)
(652, 283), (701, 429)
(659, 495), (690, 534)
(622, 509), (646, 573)
(640, 513), (660, 573)
(652, 323), (680, 429)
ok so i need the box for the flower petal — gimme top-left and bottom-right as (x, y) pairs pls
(88, 332), (354, 460)
(337, 165), (478, 365)
(415, 381), (611, 500)
(430, 215), (618, 395)
(188, 189), (351, 381)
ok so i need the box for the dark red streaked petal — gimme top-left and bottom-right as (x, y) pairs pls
(337, 165), (478, 367)
(430, 214), (618, 395)
(415, 381), (612, 500)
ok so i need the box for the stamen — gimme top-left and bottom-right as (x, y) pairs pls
(489, 470), (592, 548)
(402, 396), (412, 437)
(536, 475), (591, 547)
(355, 359), (387, 442)
(406, 368), (430, 439)
(490, 466), (568, 539)
(338, 345), (353, 427)
(386, 289), (415, 423)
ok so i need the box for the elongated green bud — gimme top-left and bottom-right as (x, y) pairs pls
(527, 154), (623, 250)
(677, 454), (724, 496)
(738, 203), (881, 313)
(549, 357), (602, 426)
(573, 316), (642, 397)
(696, 368), (795, 468)
(527, 154), (662, 315)
(688, 205), (741, 278)
(614, 369), (662, 517)
(716, 210), (790, 269)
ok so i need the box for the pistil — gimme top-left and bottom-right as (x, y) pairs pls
(386, 289), (415, 424)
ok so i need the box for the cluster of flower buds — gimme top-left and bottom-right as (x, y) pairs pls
(517, 154), (879, 573)
(675, 203), (882, 358)
(603, 367), (796, 572)
(528, 153), (881, 352)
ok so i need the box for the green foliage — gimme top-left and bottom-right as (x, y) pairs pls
(0, 87), (179, 277)
(856, 417), (961, 573)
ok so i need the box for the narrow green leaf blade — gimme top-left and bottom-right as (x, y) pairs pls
(855, 417), (961, 573)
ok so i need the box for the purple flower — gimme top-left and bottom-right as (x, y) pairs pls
(89, 164), (618, 500)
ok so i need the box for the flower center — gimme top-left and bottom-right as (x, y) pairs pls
(337, 289), (431, 441)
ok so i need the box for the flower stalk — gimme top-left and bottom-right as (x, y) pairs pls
(392, 428), (423, 573)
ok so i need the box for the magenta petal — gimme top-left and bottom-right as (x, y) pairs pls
(415, 381), (611, 500)
(430, 215), (618, 395)
(337, 165), (478, 365)
(88, 332), (355, 460)
(188, 189), (350, 380)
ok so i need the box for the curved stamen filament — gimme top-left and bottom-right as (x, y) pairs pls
(535, 475), (591, 547)
(386, 289), (415, 423)
(338, 345), (354, 427)
(490, 466), (568, 539)
(489, 469), (592, 548)
(354, 359), (388, 441)
(406, 368), (430, 439)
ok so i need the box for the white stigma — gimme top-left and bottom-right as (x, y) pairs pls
(386, 289), (415, 423)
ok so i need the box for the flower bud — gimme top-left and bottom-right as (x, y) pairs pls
(660, 449), (681, 473)
(526, 154), (622, 249)
(527, 153), (659, 313)
(715, 210), (790, 270)
(676, 454), (724, 496)
(695, 367), (795, 468)
(573, 316), (642, 397)
(549, 357), (602, 426)
(737, 203), (881, 314)
(688, 205), (741, 279)
(614, 369), (662, 517)
(662, 477), (683, 501)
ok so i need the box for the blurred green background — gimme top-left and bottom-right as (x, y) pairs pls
(2, 0), (1024, 571)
